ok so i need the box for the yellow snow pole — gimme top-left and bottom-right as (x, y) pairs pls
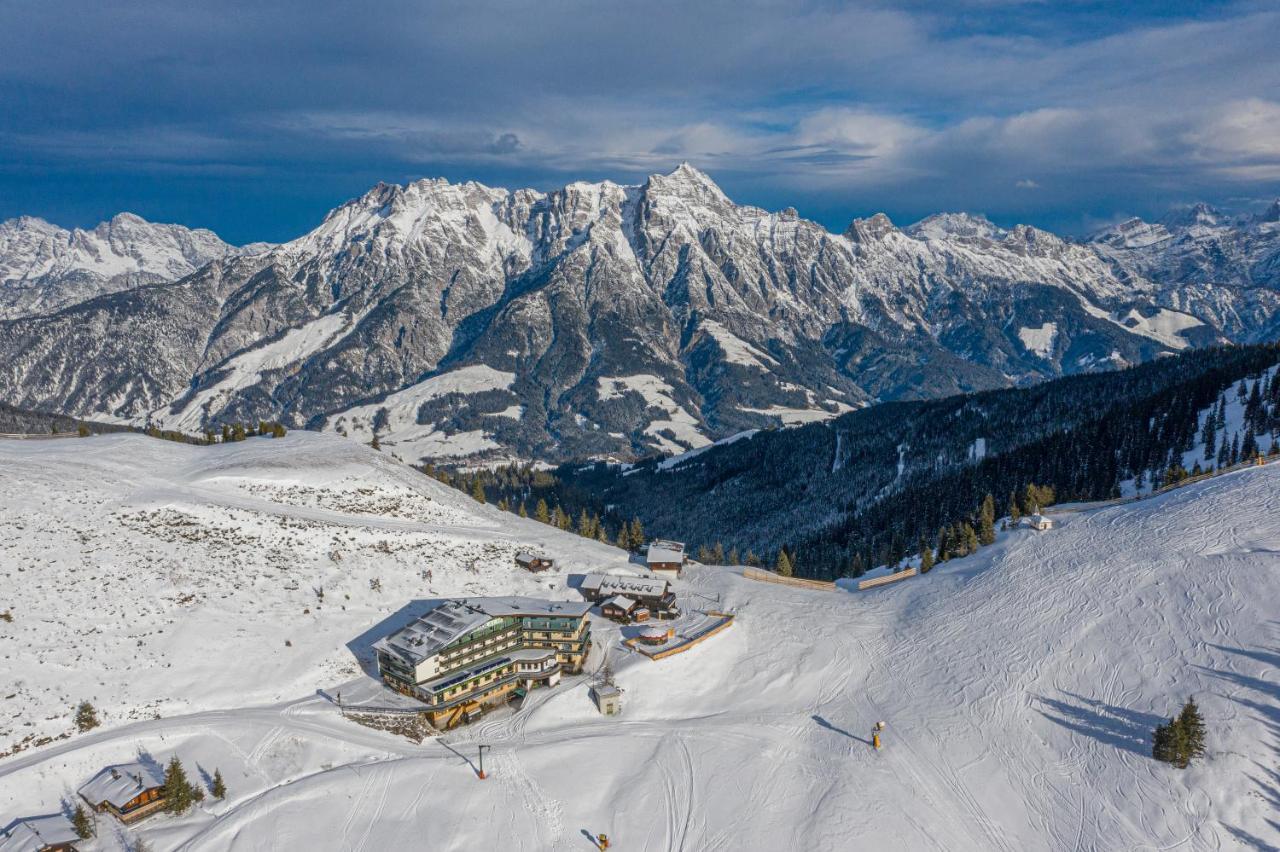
(873, 730), (881, 750)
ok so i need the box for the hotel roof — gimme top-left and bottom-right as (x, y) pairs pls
(373, 597), (591, 665)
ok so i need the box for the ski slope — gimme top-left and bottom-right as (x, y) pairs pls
(1, 433), (1277, 850)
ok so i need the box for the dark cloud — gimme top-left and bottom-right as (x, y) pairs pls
(0, 1), (1277, 242)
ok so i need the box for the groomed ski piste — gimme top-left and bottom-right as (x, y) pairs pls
(1, 432), (1277, 850)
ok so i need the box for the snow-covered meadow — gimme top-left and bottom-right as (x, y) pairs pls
(1, 432), (1277, 850)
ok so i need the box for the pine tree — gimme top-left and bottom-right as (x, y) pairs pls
(961, 523), (979, 556)
(728, 546), (740, 566)
(163, 755), (195, 814)
(518, 502), (528, 519)
(75, 700), (99, 732)
(978, 494), (996, 546)
(696, 543), (712, 562)
(1008, 490), (1022, 522)
(577, 509), (593, 537)
(1229, 432), (1240, 466)
(1151, 719), (1175, 764)
(72, 803), (94, 839)
(370, 433), (381, 451)
(535, 499), (549, 524)
(919, 536), (935, 573)
(629, 518), (645, 549)
(712, 541), (725, 564)
(469, 477), (486, 504)
(775, 549), (793, 577)
(1176, 698), (1206, 767)
(496, 497), (508, 512)
(211, 768), (227, 799)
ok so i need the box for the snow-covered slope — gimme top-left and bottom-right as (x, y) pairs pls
(1, 433), (1277, 849)
(0, 213), (257, 319)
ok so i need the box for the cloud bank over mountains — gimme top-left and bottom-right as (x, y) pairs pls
(1, 1), (1277, 242)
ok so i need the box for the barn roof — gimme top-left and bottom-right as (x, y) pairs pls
(78, 761), (165, 809)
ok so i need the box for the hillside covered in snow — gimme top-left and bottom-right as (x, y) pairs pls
(1, 432), (1277, 850)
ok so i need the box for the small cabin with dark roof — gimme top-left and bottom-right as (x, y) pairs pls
(515, 552), (555, 573)
(77, 761), (167, 824)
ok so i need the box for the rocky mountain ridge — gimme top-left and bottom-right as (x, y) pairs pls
(1, 166), (1277, 463)
(0, 212), (265, 319)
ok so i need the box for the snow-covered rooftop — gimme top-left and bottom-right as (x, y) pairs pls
(646, 540), (685, 564)
(374, 597), (591, 665)
(78, 761), (165, 809)
(580, 573), (670, 598)
(0, 816), (79, 852)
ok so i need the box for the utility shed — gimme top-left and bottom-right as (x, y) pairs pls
(78, 762), (167, 824)
(0, 816), (80, 852)
(591, 683), (622, 716)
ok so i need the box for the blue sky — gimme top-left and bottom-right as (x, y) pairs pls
(2, 0), (1278, 244)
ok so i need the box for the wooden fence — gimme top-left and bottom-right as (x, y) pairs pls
(856, 566), (918, 591)
(742, 566), (837, 591)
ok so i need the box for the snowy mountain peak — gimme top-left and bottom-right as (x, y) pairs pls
(844, 212), (897, 242)
(1159, 201), (1225, 231)
(645, 162), (730, 204)
(0, 212), (247, 319)
(1256, 199), (1280, 223)
(906, 211), (1003, 241)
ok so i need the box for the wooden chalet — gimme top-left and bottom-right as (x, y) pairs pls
(646, 540), (686, 578)
(600, 595), (650, 623)
(515, 552), (555, 573)
(0, 816), (80, 852)
(78, 762), (166, 824)
(577, 573), (676, 613)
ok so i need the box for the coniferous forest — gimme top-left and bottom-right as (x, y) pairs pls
(437, 344), (1280, 579)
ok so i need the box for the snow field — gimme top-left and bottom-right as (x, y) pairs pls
(0, 433), (1277, 850)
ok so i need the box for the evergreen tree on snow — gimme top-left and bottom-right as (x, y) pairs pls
(470, 477), (486, 504)
(919, 537), (935, 573)
(72, 803), (94, 839)
(211, 768), (227, 800)
(534, 499), (549, 524)
(1176, 699), (1207, 767)
(775, 549), (794, 577)
(74, 700), (99, 732)
(163, 756), (196, 814)
(978, 494), (996, 546)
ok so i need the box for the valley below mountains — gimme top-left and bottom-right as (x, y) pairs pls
(2, 166), (1279, 464)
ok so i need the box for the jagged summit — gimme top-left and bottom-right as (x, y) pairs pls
(905, 211), (1003, 241)
(1, 168), (1276, 463)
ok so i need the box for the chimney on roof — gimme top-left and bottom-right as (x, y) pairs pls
(111, 768), (120, 780)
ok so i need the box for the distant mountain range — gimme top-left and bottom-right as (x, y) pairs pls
(1, 166), (1277, 463)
